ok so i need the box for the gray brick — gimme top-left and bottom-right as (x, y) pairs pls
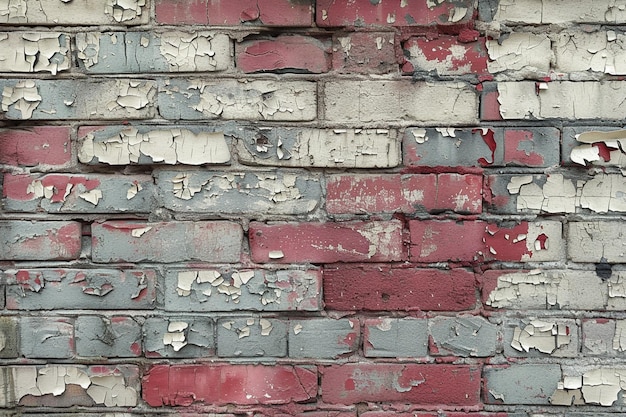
(158, 79), (316, 121)
(503, 318), (579, 358)
(76, 316), (142, 358)
(144, 317), (214, 358)
(156, 170), (321, 215)
(91, 221), (242, 263)
(289, 318), (359, 359)
(3, 174), (156, 213)
(484, 364), (562, 404)
(0, 79), (156, 120)
(0, 221), (81, 261)
(429, 316), (497, 357)
(0, 317), (19, 358)
(164, 268), (321, 312)
(218, 318), (287, 357)
(582, 319), (616, 356)
(363, 318), (427, 358)
(562, 125), (626, 166)
(568, 222), (626, 263)
(20, 317), (74, 359)
(77, 31), (231, 73)
(4, 269), (157, 310)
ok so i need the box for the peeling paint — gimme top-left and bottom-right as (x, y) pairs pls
(0, 32), (70, 74)
(159, 32), (230, 71)
(571, 129), (626, 166)
(556, 31), (626, 75)
(552, 368), (626, 406)
(511, 319), (570, 354)
(76, 33), (101, 68)
(79, 127), (230, 165)
(104, 0), (145, 23)
(1, 80), (41, 119)
(163, 321), (188, 351)
(487, 33), (551, 73)
(113, 80), (154, 110)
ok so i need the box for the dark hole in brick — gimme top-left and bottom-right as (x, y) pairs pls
(381, 293), (390, 302)
(596, 257), (612, 280)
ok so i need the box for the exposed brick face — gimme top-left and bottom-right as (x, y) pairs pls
(0, 1), (617, 415)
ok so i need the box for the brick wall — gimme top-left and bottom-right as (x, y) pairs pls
(1, 0), (625, 415)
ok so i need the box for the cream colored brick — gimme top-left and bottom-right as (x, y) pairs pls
(487, 33), (551, 74)
(568, 222), (626, 263)
(555, 31), (626, 75)
(0, 0), (148, 24)
(0, 33), (70, 74)
(493, 0), (626, 24)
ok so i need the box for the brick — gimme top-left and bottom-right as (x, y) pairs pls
(561, 126), (626, 167)
(0, 126), (71, 168)
(0, 365), (139, 408)
(0, 0), (148, 25)
(569, 222), (626, 263)
(555, 30), (626, 75)
(164, 268), (321, 312)
(487, 173), (626, 214)
(429, 315), (497, 357)
(142, 364), (317, 406)
(363, 318), (428, 358)
(144, 316), (214, 358)
(159, 78), (316, 121)
(324, 265), (476, 311)
(218, 318), (287, 357)
(486, 33), (551, 75)
(78, 124), (231, 165)
(289, 318), (359, 359)
(491, 0), (626, 24)
(3, 173), (156, 213)
(156, 0), (313, 26)
(76, 316), (142, 358)
(332, 32), (397, 74)
(323, 81), (477, 125)
(0, 32), (70, 74)
(409, 220), (563, 262)
(481, 269), (626, 311)
(235, 127), (400, 168)
(92, 220), (242, 263)
(326, 174), (481, 215)
(483, 364), (561, 404)
(237, 35), (331, 73)
(77, 31), (231, 73)
(321, 364), (481, 405)
(0, 317), (19, 358)
(317, 0), (474, 27)
(0, 221), (81, 261)
(0, 79), (156, 120)
(402, 36), (488, 76)
(4, 269), (157, 310)
(502, 318), (578, 358)
(20, 317), (74, 359)
(249, 220), (405, 263)
(156, 170), (321, 215)
(582, 319), (626, 356)
(503, 127), (560, 167)
(487, 81), (626, 120)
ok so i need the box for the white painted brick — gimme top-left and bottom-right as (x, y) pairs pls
(497, 81), (626, 120)
(0, 32), (70, 74)
(0, 0), (148, 25)
(493, 0), (626, 24)
(323, 80), (478, 125)
(568, 222), (626, 263)
(555, 31), (626, 75)
(487, 33), (551, 74)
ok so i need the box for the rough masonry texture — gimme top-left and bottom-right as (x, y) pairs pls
(0, 0), (624, 416)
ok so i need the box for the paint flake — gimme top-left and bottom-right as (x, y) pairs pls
(511, 319), (570, 353)
(1, 80), (41, 119)
(571, 129), (626, 166)
(104, 0), (145, 22)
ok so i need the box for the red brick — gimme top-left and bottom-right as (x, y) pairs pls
(317, 0), (474, 27)
(3, 173), (100, 203)
(155, 0), (209, 24)
(402, 37), (488, 76)
(249, 221), (405, 263)
(237, 35), (331, 73)
(332, 32), (397, 74)
(326, 174), (407, 214)
(323, 264), (476, 311)
(503, 129), (548, 166)
(0, 221), (81, 261)
(435, 173), (482, 213)
(321, 364), (481, 405)
(142, 364), (317, 406)
(410, 220), (485, 262)
(480, 85), (502, 120)
(0, 126), (70, 167)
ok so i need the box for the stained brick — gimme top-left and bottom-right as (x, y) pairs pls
(289, 318), (359, 359)
(237, 35), (331, 73)
(0, 221), (81, 261)
(0, 126), (71, 168)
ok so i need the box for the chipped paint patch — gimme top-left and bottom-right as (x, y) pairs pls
(487, 33), (551, 74)
(511, 319), (570, 354)
(556, 31), (626, 75)
(0, 32), (70, 74)
(105, 0), (145, 22)
(159, 32), (230, 71)
(552, 368), (626, 406)
(1, 80), (41, 119)
(571, 129), (626, 166)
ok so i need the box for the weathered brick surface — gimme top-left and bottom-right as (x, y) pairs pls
(0, 2), (620, 415)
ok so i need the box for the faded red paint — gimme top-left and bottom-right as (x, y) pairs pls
(410, 220), (485, 262)
(202, 0), (313, 25)
(323, 264), (476, 311)
(321, 364), (481, 405)
(4, 174), (101, 203)
(142, 364), (317, 406)
(326, 174), (405, 214)
(474, 128), (497, 166)
(480, 89), (502, 120)
(237, 35), (331, 73)
(435, 173), (483, 213)
(18, 222), (82, 261)
(593, 142), (613, 161)
(483, 223), (531, 261)
(504, 130), (545, 166)
(332, 32), (397, 74)
(249, 221), (405, 263)
(317, 0), (474, 27)
(155, 0), (209, 24)
(403, 36), (487, 75)
(130, 342), (142, 356)
(0, 126), (70, 167)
